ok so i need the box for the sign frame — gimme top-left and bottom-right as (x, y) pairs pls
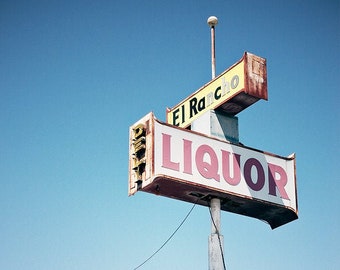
(129, 113), (298, 229)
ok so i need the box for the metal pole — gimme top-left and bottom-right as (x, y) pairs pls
(208, 198), (224, 270)
(210, 23), (216, 79)
(207, 16), (224, 270)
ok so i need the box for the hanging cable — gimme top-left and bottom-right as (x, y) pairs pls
(207, 200), (227, 270)
(133, 199), (199, 270)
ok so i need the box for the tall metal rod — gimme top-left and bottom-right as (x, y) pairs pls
(210, 25), (216, 79)
(207, 16), (224, 270)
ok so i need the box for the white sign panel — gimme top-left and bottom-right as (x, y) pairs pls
(129, 113), (298, 228)
(154, 122), (296, 210)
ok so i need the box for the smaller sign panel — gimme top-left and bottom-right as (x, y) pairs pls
(129, 113), (298, 229)
(166, 52), (267, 128)
(128, 113), (154, 192)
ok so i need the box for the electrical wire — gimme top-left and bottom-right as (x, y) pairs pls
(133, 199), (199, 270)
(207, 200), (227, 270)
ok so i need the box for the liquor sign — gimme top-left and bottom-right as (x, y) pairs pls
(166, 52), (267, 128)
(129, 113), (298, 229)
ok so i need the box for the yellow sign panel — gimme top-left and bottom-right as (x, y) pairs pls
(167, 52), (267, 128)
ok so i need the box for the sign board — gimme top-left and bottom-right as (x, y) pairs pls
(166, 52), (268, 128)
(129, 112), (298, 229)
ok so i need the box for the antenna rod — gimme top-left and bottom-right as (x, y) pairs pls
(207, 16), (218, 79)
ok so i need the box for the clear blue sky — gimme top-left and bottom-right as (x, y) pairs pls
(1, 0), (339, 269)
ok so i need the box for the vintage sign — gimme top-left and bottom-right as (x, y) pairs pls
(166, 52), (267, 128)
(129, 113), (298, 229)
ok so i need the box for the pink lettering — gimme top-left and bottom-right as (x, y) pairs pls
(244, 158), (265, 191)
(268, 163), (289, 200)
(195, 144), (220, 181)
(183, 139), (193, 174)
(161, 133), (179, 171)
(221, 150), (241, 185)
(160, 132), (291, 200)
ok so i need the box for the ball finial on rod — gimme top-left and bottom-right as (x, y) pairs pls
(207, 16), (218, 27)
